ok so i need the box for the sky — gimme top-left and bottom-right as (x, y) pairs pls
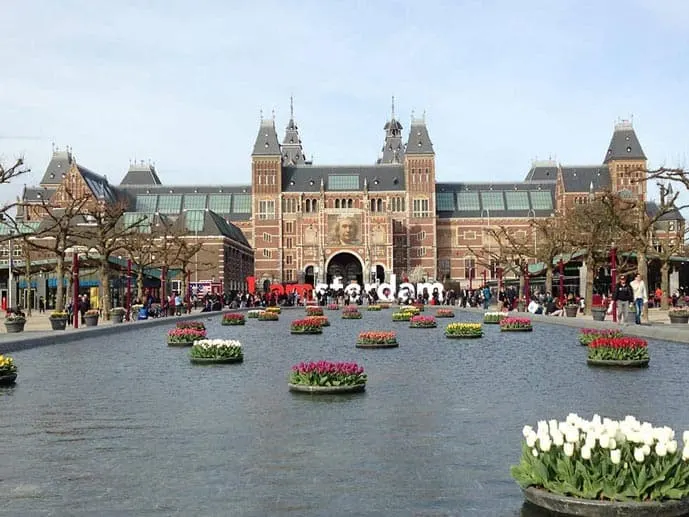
(1, 0), (689, 209)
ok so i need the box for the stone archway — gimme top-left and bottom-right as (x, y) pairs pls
(326, 252), (363, 287)
(304, 265), (315, 286)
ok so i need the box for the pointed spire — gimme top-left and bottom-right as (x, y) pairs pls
(290, 95), (294, 120)
(391, 95), (396, 120)
(378, 96), (405, 164)
(281, 97), (305, 165)
(406, 112), (434, 155)
(252, 112), (280, 156)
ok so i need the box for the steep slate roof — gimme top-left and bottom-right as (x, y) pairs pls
(39, 150), (74, 186)
(524, 161), (558, 182)
(120, 163), (162, 185)
(560, 165), (610, 193)
(206, 210), (251, 247)
(646, 201), (685, 222)
(435, 182), (556, 218)
(282, 164), (405, 193)
(405, 119), (434, 155)
(252, 119), (281, 156)
(281, 98), (306, 166)
(78, 165), (121, 203)
(603, 121), (646, 163)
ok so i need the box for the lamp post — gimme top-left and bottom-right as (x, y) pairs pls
(72, 252), (79, 328)
(611, 243), (617, 323)
(126, 259), (132, 321)
(558, 259), (565, 306)
(7, 230), (13, 310)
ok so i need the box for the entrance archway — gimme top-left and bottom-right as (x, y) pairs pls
(304, 266), (314, 286)
(326, 252), (363, 286)
(375, 265), (385, 283)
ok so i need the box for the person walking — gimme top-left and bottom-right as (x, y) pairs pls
(613, 275), (634, 324)
(630, 274), (648, 325)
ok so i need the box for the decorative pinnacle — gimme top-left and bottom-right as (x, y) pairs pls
(290, 95), (294, 120)
(391, 95), (396, 120)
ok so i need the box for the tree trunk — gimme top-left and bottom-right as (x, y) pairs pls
(137, 269), (145, 302)
(585, 257), (595, 316)
(24, 250), (32, 316)
(99, 258), (111, 319)
(55, 255), (65, 311)
(637, 251), (648, 322)
(545, 264), (553, 295)
(660, 261), (670, 310)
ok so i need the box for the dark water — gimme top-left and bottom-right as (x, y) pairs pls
(1, 308), (688, 517)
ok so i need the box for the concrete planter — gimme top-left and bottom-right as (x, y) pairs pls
(4, 320), (25, 333)
(587, 358), (649, 367)
(523, 486), (689, 517)
(591, 308), (607, 321)
(84, 315), (99, 327)
(190, 356), (243, 365)
(565, 305), (579, 318)
(669, 315), (689, 324)
(50, 318), (68, 330)
(288, 383), (366, 394)
(110, 312), (125, 324)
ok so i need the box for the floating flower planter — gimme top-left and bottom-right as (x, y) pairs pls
(247, 309), (262, 319)
(342, 307), (362, 319)
(483, 312), (506, 324)
(305, 306), (324, 316)
(177, 321), (206, 331)
(356, 331), (398, 348)
(512, 413), (689, 516)
(378, 302), (391, 309)
(189, 339), (243, 364)
(221, 313), (246, 326)
(445, 322), (483, 338)
(167, 327), (207, 346)
(265, 307), (281, 315)
(499, 317), (533, 331)
(326, 303), (340, 311)
(578, 328), (623, 346)
(366, 305), (382, 311)
(311, 315), (330, 327)
(290, 317), (324, 334)
(587, 337), (649, 367)
(288, 361), (366, 394)
(435, 309), (455, 318)
(0, 354), (17, 385)
(258, 311), (279, 321)
(409, 315), (437, 328)
(400, 306), (420, 315)
(392, 311), (413, 322)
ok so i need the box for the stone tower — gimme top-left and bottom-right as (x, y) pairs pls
(603, 120), (647, 201)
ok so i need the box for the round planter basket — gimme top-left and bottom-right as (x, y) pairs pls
(356, 341), (399, 349)
(167, 340), (195, 347)
(0, 372), (17, 386)
(84, 316), (99, 327)
(288, 383), (366, 394)
(500, 327), (533, 332)
(50, 318), (68, 331)
(591, 308), (607, 322)
(290, 329), (323, 335)
(669, 315), (689, 324)
(565, 306), (579, 318)
(522, 486), (689, 517)
(4, 321), (25, 333)
(587, 358), (649, 367)
(190, 356), (243, 365)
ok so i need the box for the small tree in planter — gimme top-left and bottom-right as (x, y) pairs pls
(109, 307), (126, 324)
(4, 310), (26, 333)
(84, 309), (100, 327)
(49, 311), (69, 330)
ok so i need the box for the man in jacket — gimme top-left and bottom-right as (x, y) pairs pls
(613, 276), (634, 323)
(630, 274), (648, 325)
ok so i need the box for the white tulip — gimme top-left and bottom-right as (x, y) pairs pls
(539, 436), (552, 452)
(634, 447), (645, 463)
(581, 446), (592, 460)
(585, 434), (597, 449)
(642, 444), (651, 456)
(565, 428), (579, 444)
(656, 442), (668, 457)
(532, 448), (539, 457)
(683, 430), (689, 445)
(526, 432), (537, 448)
(683, 446), (689, 461)
(522, 425), (534, 439)
(667, 440), (678, 454)
(564, 443), (574, 457)
(599, 435), (610, 449)
(549, 420), (558, 434)
(610, 449), (621, 465)
(552, 431), (564, 447)
(608, 438), (616, 450)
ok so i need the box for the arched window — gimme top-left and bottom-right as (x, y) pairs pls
(347, 199), (353, 208)
(313, 200), (318, 212)
(376, 199), (382, 211)
(305, 199), (311, 212)
(335, 199), (340, 208)
(370, 199), (375, 211)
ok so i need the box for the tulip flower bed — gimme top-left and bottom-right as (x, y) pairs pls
(305, 306), (324, 316)
(247, 309), (262, 318)
(578, 328), (624, 346)
(342, 307), (362, 319)
(412, 303), (425, 312)
(366, 305), (382, 311)
(392, 311), (413, 322)
(435, 309), (455, 318)
(221, 313), (245, 326)
(258, 311), (279, 321)
(312, 315), (330, 327)
(499, 317), (533, 332)
(512, 413), (689, 507)
(326, 303), (340, 311)
(409, 315), (437, 328)
(401, 306), (421, 315)
(483, 312), (507, 324)
(587, 337), (649, 365)
(189, 339), (243, 364)
(265, 306), (281, 314)
(167, 327), (207, 346)
(379, 302), (391, 309)
(356, 331), (398, 347)
(0, 354), (17, 385)
(445, 322), (483, 338)
(290, 317), (324, 334)
(289, 361), (367, 393)
(176, 321), (206, 331)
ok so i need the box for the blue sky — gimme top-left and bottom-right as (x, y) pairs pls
(1, 0), (689, 207)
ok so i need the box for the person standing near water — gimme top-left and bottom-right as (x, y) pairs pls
(630, 273), (647, 325)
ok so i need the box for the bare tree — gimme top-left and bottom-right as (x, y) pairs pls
(0, 158), (29, 220)
(121, 229), (159, 302)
